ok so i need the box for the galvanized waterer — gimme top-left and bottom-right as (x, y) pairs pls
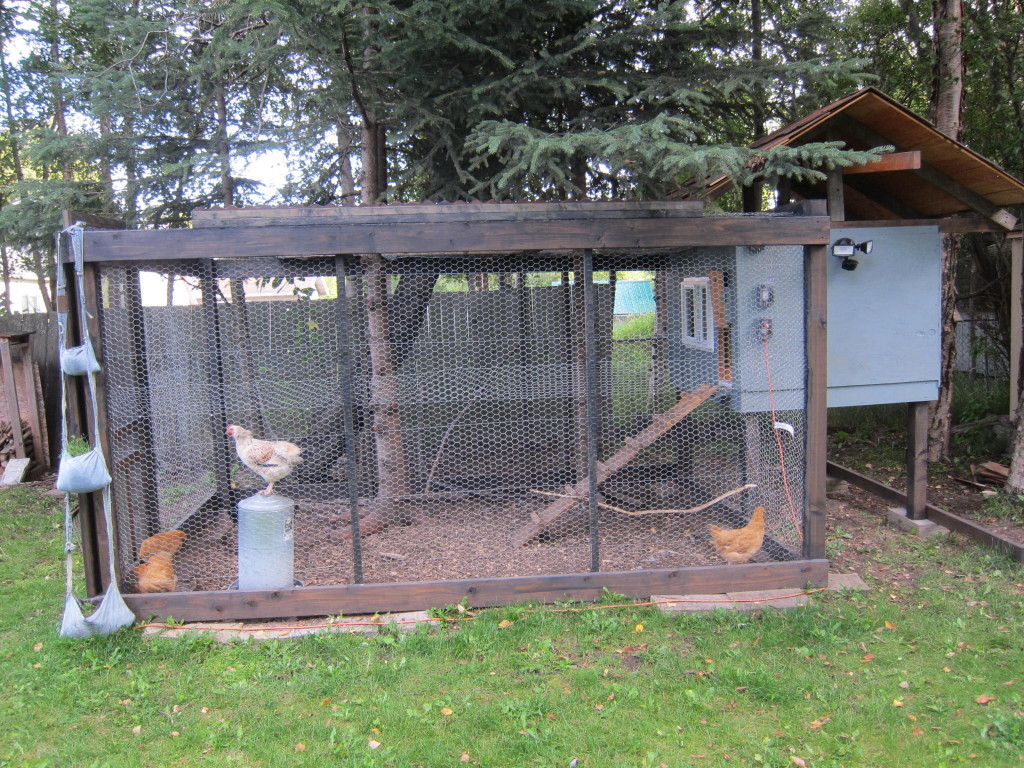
(237, 493), (295, 590)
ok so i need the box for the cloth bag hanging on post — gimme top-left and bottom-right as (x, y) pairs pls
(55, 225), (111, 494)
(55, 223), (134, 637)
(58, 226), (101, 376)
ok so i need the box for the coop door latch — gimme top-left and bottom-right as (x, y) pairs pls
(757, 318), (772, 342)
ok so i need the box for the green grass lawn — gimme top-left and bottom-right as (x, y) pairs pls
(2, 485), (1023, 767)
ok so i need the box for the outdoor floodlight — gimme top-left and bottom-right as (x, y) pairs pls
(831, 237), (874, 271)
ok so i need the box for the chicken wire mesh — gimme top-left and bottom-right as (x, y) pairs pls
(94, 245), (807, 595)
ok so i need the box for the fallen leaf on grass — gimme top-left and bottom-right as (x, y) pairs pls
(892, 699), (904, 707)
(975, 695), (995, 705)
(497, 620), (513, 629)
(911, 727), (925, 737)
(368, 738), (382, 750)
(809, 715), (830, 729)
(295, 743), (305, 752)
(132, 726), (141, 735)
(791, 757), (807, 767)
(861, 654), (874, 662)
(33, 642), (42, 652)
(440, 707), (454, 716)
(461, 754), (471, 763)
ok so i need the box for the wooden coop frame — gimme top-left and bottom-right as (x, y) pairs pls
(695, 88), (1024, 549)
(60, 202), (832, 623)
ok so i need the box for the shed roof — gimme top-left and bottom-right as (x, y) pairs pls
(701, 87), (1024, 229)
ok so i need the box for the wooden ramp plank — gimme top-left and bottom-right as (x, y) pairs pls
(511, 384), (719, 546)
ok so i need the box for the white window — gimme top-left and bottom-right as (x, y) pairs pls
(681, 277), (714, 350)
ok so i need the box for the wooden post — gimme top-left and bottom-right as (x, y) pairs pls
(826, 168), (845, 223)
(17, 335), (43, 471)
(0, 337), (26, 458)
(907, 401), (930, 520)
(803, 244), (828, 560)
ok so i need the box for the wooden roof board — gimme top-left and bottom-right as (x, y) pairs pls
(705, 87), (1024, 222)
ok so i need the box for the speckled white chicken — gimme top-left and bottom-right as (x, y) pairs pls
(226, 424), (304, 495)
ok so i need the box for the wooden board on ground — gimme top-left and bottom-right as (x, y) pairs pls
(511, 384), (719, 546)
(1, 457), (31, 486)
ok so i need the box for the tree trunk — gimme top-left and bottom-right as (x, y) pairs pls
(0, 244), (11, 315)
(352, 95), (413, 535)
(927, 0), (964, 462)
(1005, 238), (1024, 493)
(215, 83), (234, 207)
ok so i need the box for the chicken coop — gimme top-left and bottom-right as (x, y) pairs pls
(59, 202), (830, 622)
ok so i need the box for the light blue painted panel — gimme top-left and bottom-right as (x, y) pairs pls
(827, 226), (941, 407)
(666, 247), (734, 394)
(734, 245), (806, 413)
(665, 245), (805, 414)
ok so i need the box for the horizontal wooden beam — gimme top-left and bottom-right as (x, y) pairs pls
(843, 151), (921, 175)
(832, 116), (1018, 230)
(837, 216), (1008, 234)
(78, 215), (832, 262)
(192, 200), (706, 227)
(62, 210), (128, 230)
(826, 461), (1024, 562)
(118, 560), (829, 622)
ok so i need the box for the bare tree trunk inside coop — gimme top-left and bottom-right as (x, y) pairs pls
(228, 278), (269, 437)
(359, 253), (412, 533)
(927, 0), (964, 462)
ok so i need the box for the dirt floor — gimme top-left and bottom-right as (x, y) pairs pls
(824, 472), (1024, 587)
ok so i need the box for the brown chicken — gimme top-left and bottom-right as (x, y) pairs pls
(133, 529), (187, 593)
(226, 424), (304, 495)
(709, 506), (765, 564)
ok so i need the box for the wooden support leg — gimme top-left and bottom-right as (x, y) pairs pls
(907, 401), (930, 520)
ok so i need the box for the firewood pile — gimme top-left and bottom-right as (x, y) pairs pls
(0, 419), (34, 469)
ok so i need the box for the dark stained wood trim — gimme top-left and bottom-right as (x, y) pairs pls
(906, 402), (931, 519)
(826, 461), (1024, 563)
(837, 217), (1004, 233)
(62, 210), (128, 230)
(82, 262), (115, 590)
(804, 245), (828, 560)
(77, 217), (833, 262)
(120, 560), (829, 622)
(843, 151), (921, 175)
(191, 200), (705, 227)
(826, 168), (845, 223)
(771, 199), (828, 216)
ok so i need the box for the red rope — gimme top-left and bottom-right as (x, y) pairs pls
(762, 334), (803, 540)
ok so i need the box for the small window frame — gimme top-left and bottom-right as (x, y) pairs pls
(680, 276), (714, 351)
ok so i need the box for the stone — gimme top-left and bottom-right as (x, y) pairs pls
(886, 507), (949, 538)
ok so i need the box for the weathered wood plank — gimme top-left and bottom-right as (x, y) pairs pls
(837, 216), (1007, 234)
(119, 560), (829, 622)
(803, 244), (828, 560)
(511, 384), (719, 547)
(906, 401), (930, 520)
(79, 217), (833, 262)
(826, 460), (1024, 563)
(62, 210), (127, 230)
(191, 201), (705, 227)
